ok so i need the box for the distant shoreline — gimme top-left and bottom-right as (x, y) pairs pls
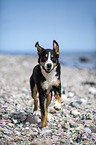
(0, 50), (96, 56)
(0, 52), (96, 69)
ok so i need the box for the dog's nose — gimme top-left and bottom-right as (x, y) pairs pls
(47, 63), (52, 69)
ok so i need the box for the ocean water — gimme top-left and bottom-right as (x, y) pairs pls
(60, 52), (96, 69)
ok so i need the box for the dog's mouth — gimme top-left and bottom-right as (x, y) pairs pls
(46, 68), (52, 73)
(42, 66), (53, 73)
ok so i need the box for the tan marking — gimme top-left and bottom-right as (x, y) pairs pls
(40, 62), (45, 66)
(32, 84), (38, 111)
(55, 79), (60, 87)
(46, 92), (52, 110)
(53, 60), (57, 67)
(46, 92), (52, 121)
(45, 54), (48, 57)
(51, 55), (53, 58)
(41, 82), (46, 90)
(55, 92), (61, 103)
(35, 42), (44, 55)
(56, 52), (59, 55)
(53, 62), (57, 67)
(54, 43), (59, 55)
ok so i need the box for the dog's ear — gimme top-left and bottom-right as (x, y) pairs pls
(35, 42), (44, 55)
(53, 40), (59, 57)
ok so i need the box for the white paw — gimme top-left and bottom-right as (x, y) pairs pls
(54, 101), (61, 110)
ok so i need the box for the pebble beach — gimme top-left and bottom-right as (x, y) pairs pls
(0, 54), (96, 144)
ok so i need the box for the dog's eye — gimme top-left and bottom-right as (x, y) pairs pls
(51, 57), (56, 62)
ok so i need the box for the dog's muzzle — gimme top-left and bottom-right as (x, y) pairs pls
(43, 63), (54, 73)
(47, 63), (52, 71)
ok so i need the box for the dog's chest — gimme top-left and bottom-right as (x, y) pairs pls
(42, 68), (58, 91)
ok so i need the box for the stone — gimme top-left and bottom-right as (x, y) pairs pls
(62, 122), (70, 130)
(89, 87), (96, 94)
(90, 126), (96, 133)
(80, 98), (87, 104)
(69, 102), (80, 108)
(61, 94), (67, 102)
(24, 113), (39, 124)
(84, 120), (93, 126)
(12, 119), (18, 124)
(69, 120), (77, 128)
(30, 139), (52, 145)
(4, 129), (13, 134)
(10, 112), (27, 122)
(14, 130), (21, 136)
(83, 127), (91, 133)
(70, 109), (80, 116)
(68, 92), (74, 98)
(40, 128), (54, 134)
(75, 132), (82, 143)
(49, 107), (56, 114)
(75, 100), (82, 104)
(47, 113), (54, 122)
(81, 113), (93, 120)
(0, 113), (2, 119)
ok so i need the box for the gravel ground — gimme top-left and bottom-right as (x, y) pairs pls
(0, 54), (96, 145)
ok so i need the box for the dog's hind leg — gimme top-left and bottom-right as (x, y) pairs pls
(30, 75), (38, 111)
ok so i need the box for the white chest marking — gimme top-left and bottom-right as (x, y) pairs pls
(41, 67), (58, 91)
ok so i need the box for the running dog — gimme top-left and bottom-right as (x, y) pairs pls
(30, 40), (61, 128)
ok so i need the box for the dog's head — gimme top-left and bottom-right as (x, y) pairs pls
(35, 40), (59, 73)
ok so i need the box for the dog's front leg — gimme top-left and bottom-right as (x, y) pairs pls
(39, 93), (47, 128)
(53, 84), (61, 110)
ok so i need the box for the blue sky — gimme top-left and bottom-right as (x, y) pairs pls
(0, 0), (96, 54)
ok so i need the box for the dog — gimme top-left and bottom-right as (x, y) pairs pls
(30, 40), (61, 128)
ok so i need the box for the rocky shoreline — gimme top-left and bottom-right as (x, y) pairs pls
(0, 54), (96, 144)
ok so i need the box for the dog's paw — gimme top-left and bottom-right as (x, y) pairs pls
(54, 101), (61, 110)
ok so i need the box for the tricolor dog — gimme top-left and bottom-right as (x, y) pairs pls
(30, 40), (61, 128)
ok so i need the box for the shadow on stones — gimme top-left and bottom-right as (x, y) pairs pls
(9, 112), (39, 125)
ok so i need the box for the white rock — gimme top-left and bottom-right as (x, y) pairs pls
(40, 128), (53, 134)
(48, 113), (54, 121)
(61, 94), (67, 102)
(68, 92), (74, 98)
(71, 109), (80, 116)
(89, 87), (96, 94)
(83, 127), (91, 134)
(4, 130), (12, 134)
(14, 130), (21, 136)
(81, 98), (87, 104)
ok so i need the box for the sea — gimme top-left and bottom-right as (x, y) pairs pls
(0, 51), (96, 69)
(60, 52), (96, 69)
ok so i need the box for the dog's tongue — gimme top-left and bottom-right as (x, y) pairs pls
(47, 68), (52, 71)
(46, 68), (51, 73)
